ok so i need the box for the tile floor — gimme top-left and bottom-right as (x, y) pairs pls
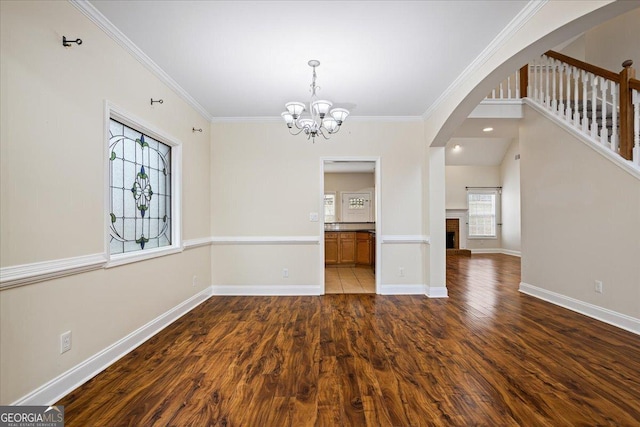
(325, 266), (376, 294)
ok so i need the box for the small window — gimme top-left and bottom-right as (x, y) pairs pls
(107, 106), (181, 265)
(348, 197), (366, 209)
(467, 190), (498, 238)
(324, 192), (336, 222)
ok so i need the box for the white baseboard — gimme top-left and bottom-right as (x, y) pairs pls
(470, 248), (521, 257)
(12, 286), (214, 406)
(470, 248), (502, 254)
(426, 286), (449, 298)
(378, 283), (426, 295)
(212, 284), (322, 296)
(519, 282), (640, 335)
(500, 249), (521, 257)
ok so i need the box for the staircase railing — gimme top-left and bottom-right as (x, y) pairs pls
(528, 51), (638, 167)
(485, 52), (639, 168)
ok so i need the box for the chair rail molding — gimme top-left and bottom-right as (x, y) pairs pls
(0, 253), (107, 291)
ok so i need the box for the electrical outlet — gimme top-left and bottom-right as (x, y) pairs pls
(60, 331), (72, 354)
(283, 268), (289, 278)
(594, 280), (603, 294)
(192, 275), (198, 287)
(399, 267), (405, 277)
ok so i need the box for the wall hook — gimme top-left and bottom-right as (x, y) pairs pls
(62, 36), (82, 47)
(192, 127), (202, 133)
(150, 98), (164, 105)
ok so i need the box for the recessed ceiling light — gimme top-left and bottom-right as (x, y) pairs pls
(483, 127), (494, 132)
(453, 144), (461, 151)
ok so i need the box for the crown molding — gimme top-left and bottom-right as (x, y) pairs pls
(68, 0), (213, 122)
(210, 115), (424, 124)
(422, 0), (548, 120)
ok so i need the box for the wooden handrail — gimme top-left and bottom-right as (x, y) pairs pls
(630, 78), (640, 92)
(545, 50), (619, 81)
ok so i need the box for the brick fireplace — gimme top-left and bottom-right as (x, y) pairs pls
(446, 218), (459, 249)
(445, 217), (471, 256)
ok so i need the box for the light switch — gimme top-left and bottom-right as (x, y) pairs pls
(309, 212), (319, 222)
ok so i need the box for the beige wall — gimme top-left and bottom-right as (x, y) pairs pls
(0, 1), (211, 404)
(585, 8), (640, 71)
(500, 140), (521, 253)
(445, 165), (502, 249)
(211, 120), (429, 289)
(520, 106), (640, 319)
(324, 172), (375, 222)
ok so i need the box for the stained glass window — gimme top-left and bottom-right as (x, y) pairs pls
(109, 119), (172, 254)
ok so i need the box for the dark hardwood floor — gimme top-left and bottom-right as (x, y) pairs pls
(58, 254), (640, 426)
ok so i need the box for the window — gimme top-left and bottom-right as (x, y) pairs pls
(324, 192), (336, 222)
(107, 106), (181, 265)
(467, 190), (499, 238)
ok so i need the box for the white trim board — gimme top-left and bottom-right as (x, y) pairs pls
(380, 235), (430, 244)
(470, 248), (521, 257)
(212, 285), (322, 296)
(426, 286), (449, 298)
(183, 237), (214, 249)
(0, 253), (107, 291)
(519, 282), (640, 336)
(12, 286), (213, 405)
(211, 236), (320, 245)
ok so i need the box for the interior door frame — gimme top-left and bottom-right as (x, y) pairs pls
(319, 156), (381, 294)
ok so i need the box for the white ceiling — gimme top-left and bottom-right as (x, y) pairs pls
(445, 118), (519, 165)
(89, 0), (529, 119)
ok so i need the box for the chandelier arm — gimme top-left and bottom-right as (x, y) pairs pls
(317, 128), (330, 140)
(288, 126), (306, 136)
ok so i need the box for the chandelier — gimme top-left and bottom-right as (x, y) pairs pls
(281, 60), (350, 141)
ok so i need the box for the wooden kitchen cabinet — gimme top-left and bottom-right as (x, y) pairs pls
(325, 232), (355, 265)
(325, 232), (339, 264)
(356, 232), (372, 265)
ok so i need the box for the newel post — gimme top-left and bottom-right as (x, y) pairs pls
(519, 65), (528, 98)
(619, 60), (635, 160)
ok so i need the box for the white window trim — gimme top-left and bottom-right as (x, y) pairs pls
(466, 189), (500, 240)
(104, 101), (183, 267)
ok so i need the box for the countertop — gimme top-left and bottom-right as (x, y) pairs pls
(325, 222), (375, 232)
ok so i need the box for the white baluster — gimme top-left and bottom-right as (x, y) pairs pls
(531, 59), (540, 102)
(611, 80), (618, 153)
(545, 56), (551, 107)
(507, 75), (512, 99)
(565, 64), (572, 122)
(582, 70), (589, 133)
(591, 74), (598, 139)
(516, 69), (521, 99)
(558, 62), (564, 115)
(633, 90), (639, 166)
(600, 77), (608, 146)
(551, 59), (558, 112)
(573, 66), (580, 127)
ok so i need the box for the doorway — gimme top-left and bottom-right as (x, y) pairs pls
(321, 158), (380, 294)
